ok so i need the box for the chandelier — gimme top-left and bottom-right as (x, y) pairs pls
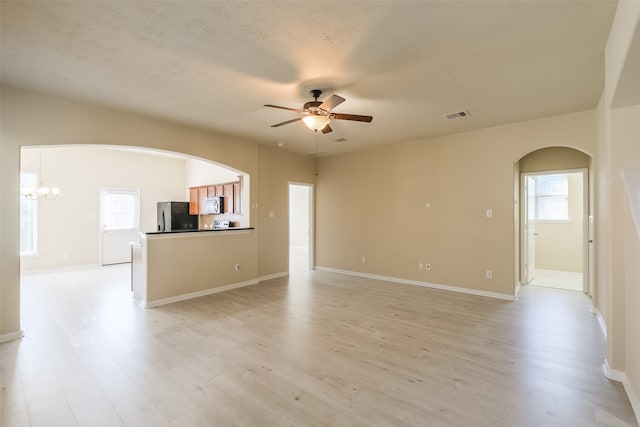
(21, 149), (60, 199)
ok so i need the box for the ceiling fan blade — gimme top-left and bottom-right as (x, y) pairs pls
(319, 95), (345, 112)
(321, 124), (333, 134)
(333, 113), (373, 123)
(264, 104), (303, 113)
(270, 117), (303, 127)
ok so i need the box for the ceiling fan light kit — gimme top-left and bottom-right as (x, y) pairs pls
(302, 114), (330, 132)
(265, 89), (373, 134)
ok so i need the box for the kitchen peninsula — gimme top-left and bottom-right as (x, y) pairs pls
(131, 227), (256, 308)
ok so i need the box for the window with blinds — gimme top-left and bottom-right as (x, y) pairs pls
(535, 174), (569, 221)
(20, 172), (38, 255)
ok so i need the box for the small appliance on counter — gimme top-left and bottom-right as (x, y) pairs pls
(157, 202), (198, 232)
(213, 220), (230, 229)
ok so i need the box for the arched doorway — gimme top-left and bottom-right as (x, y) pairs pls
(515, 147), (593, 295)
(19, 145), (250, 273)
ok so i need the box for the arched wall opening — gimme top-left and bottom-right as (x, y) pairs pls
(1, 84), (262, 339)
(514, 146), (594, 297)
(19, 144), (251, 273)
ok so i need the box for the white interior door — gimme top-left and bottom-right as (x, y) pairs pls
(523, 176), (536, 284)
(101, 188), (140, 265)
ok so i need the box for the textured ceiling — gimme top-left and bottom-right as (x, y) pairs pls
(0, 1), (617, 155)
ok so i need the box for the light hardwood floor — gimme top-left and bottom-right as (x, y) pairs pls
(1, 263), (637, 426)
(531, 269), (584, 292)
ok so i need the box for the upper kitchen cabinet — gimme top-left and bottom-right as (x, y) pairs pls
(189, 188), (199, 215)
(223, 183), (234, 214)
(197, 187), (208, 215)
(189, 178), (242, 215)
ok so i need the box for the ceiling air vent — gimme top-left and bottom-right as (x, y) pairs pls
(444, 110), (470, 120)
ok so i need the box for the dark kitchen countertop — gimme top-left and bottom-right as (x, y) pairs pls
(145, 227), (254, 235)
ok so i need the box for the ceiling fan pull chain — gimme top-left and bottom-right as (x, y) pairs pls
(315, 130), (319, 177)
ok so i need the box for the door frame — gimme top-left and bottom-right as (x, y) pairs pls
(519, 168), (589, 294)
(288, 182), (314, 270)
(521, 175), (537, 284)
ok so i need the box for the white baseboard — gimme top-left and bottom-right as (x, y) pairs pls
(259, 271), (288, 282)
(603, 359), (626, 382)
(315, 267), (516, 301)
(591, 307), (607, 337)
(624, 376), (640, 426)
(536, 268), (582, 276)
(0, 330), (24, 343)
(603, 359), (640, 424)
(142, 279), (259, 308)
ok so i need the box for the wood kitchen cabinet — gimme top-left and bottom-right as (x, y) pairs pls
(197, 187), (208, 214)
(189, 179), (241, 216)
(223, 183), (234, 214)
(189, 188), (199, 215)
(233, 182), (241, 213)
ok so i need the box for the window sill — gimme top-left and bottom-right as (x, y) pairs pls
(20, 252), (40, 259)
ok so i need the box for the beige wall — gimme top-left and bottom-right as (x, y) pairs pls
(184, 158), (241, 189)
(257, 146), (316, 277)
(144, 231), (257, 304)
(20, 147), (187, 271)
(623, 180), (640, 409)
(519, 146), (591, 173)
(0, 84), (312, 338)
(610, 104), (640, 406)
(534, 172), (584, 273)
(316, 110), (596, 297)
(595, 0), (640, 419)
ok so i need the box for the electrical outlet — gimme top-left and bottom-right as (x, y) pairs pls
(362, 256), (367, 264)
(486, 209), (493, 218)
(419, 262), (424, 270)
(425, 263), (431, 271)
(234, 264), (240, 271)
(486, 270), (493, 279)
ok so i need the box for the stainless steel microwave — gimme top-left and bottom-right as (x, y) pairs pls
(203, 196), (223, 214)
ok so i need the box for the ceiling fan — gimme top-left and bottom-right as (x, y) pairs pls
(264, 89), (373, 134)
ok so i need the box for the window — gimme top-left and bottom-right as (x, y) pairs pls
(103, 192), (138, 230)
(20, 172), (38, 255)
(535, 174), (569, 221)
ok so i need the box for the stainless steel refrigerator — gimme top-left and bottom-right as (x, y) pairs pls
(157, 202), (198, 232)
